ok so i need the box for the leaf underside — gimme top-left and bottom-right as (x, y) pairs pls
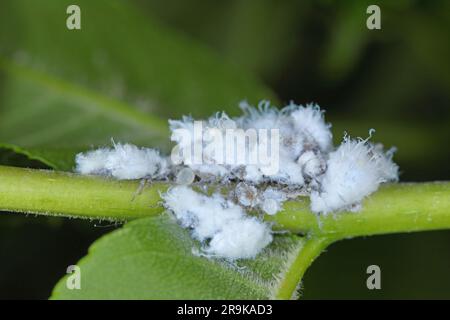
(51, 215), (305, 300)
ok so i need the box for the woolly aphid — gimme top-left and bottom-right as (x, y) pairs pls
(75, 101), (399, 260)
(76, 142), (169, 180)
(162, 186), (272, 260)
(310, 135), (398, 213)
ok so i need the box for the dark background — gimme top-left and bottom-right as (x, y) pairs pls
(0, 0), (449, 299)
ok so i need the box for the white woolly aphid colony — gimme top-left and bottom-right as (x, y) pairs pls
(75, 101), (399, 260)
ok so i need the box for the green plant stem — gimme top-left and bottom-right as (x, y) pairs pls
(274, 237), (333, 299)
(1, 165), (449, 299)
(0, 165), (167, 220)
(268, 182), (450, 241)
(1, 165), (449, 238)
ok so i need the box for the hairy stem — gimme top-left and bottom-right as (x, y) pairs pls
(273, 237), (333, 299)
(1, 165), (449, 239)
(0, 165), (167, 220)
(1, 165), (449, 300)
(268, 182), (450, 241)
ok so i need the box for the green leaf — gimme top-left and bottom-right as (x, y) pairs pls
(320, 2), (370, 82)
(0, 59), (169, 170)
(0, 0), (275, 170)
(51, 215), (305, 299)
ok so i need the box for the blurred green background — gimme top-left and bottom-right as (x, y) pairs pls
(0, 0), (449, 299)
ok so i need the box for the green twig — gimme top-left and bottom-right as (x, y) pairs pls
(1, 165), (449, 238)
(273, 237), (333, 299)
(267, 182), (450, 241)
(0, 165), (167, 220)
(1, 165), (449, 299)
